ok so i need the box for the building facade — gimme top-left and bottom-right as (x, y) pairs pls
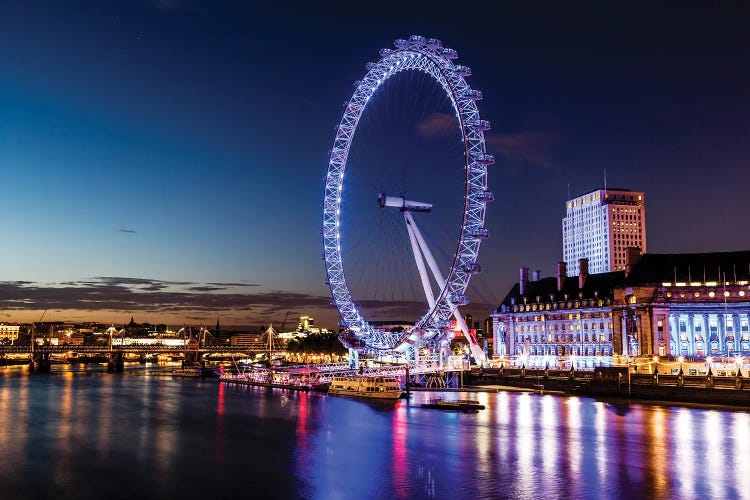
(562, 188), (646, 275)
(493, 250), (750, 365)
(612, 250), (750, 358)
(491, 260), (618, 369)
(0, 324), (20, 343)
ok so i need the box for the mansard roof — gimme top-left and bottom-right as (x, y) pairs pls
(626, 250), (750, 285)
(496, 250), (750, 313)
(498, 271), (625, 309)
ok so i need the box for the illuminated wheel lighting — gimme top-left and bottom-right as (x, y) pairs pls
(322, 36), (493, 352)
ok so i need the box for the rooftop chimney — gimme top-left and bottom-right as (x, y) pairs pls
(579, 258), (589, 289)
(556, 262), (567, 292)
(519, 267), (530, 295)
(625, 247), (642, 278)
(532, 269), (541, 281)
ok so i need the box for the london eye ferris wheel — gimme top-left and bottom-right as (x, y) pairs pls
(322, 35), (494, 363)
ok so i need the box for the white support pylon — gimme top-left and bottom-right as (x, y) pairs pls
(404, 212), (436, 309)
(402, 211), (486, 365)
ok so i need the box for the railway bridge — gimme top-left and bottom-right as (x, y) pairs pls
(0, 343), (270, 373)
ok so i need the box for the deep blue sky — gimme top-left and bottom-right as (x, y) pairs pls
(0, 1), (748, 327)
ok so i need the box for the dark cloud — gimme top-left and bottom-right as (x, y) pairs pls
(93, 277), (193, 289)
(116, 228), (137, 234)
(206, 282), (260, 287)
(0, 278), (493, 328)
(0, 279), (331, 318)
(186, 286), (227, 292)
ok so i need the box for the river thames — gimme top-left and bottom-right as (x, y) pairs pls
(0, 367), (749, 499)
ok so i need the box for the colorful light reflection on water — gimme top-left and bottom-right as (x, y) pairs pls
(0, 369), (749, 499)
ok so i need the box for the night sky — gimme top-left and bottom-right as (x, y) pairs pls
(0, 1), (748, 328)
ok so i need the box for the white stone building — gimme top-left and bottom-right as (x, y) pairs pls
(562, 188), (646, 275)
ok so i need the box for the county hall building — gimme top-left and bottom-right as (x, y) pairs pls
(492, 250), (750, 365)
(491, 259), (619, 369)
(613, 249), (750, 358)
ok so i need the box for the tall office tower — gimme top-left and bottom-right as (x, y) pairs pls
(562, 188), (646, 275)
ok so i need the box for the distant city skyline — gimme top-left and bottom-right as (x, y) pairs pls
(1, 2), (749, 327)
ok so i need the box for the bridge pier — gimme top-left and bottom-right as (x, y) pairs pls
(184, 351), (200, 367)
(107, 352), (124, 373)
(183, 337), (200, 368)
(200, 360), (216, 379)
(29, 353), (51, 373)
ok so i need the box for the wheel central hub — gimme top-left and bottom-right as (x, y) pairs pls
(377, 193), (433, 213)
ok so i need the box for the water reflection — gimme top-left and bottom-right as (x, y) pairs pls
(52, 373), (73, 492)
(2, 368), (750, 499)
(594, 402), (607, 495)
(648, 407), (669, 494)
(733, 413), (750, 499)
(705, 411), (723, 499)
(675, 408), (696, 497)
(565, 397), (582, 478)
(515, 393), (534, 498)
(392, 404), (409, 499)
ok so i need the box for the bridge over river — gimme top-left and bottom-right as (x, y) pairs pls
(0, 342), (271, 373)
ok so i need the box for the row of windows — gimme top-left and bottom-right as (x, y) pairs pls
(667, 290), (747, 299)
(612, 207), (641, 216)
(613, 204), (642, 209)
(614, 238), (642, 245)
(516, 333), (613, 343)
(510, 299), (612, 312)
(678, 318), (750, 332)
(517, 311), (612, 321)
(519, 346), (613, 356)
(516, 322), (613, 333)
(679, 333), (750, 342)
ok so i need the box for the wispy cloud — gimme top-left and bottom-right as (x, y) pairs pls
(116, 227), (137, 234)
(417, 112), (458, 138)
(417, 112), (562, 169)
(486, 129), (561, 169)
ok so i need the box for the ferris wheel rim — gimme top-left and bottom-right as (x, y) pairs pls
(322, 36), (492, 352)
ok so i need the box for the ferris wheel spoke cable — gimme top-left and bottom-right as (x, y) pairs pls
(352, 210), (413, 321)
(355, 211), (391, 312)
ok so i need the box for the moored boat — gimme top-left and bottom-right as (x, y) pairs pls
(420, 398), (485, 412)
(328, 376), (403, 400)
